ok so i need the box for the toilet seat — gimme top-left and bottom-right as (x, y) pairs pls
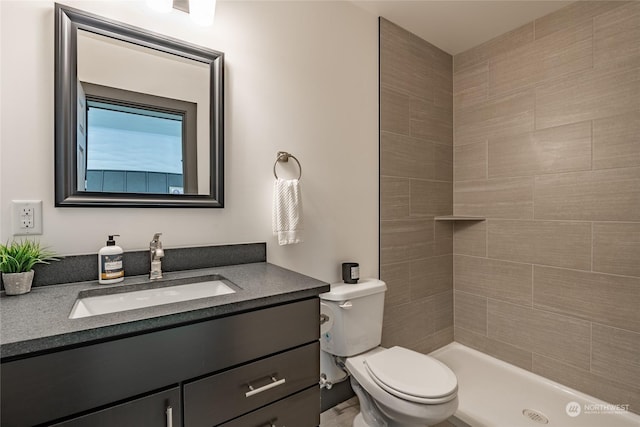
(363, 346), (458, 404)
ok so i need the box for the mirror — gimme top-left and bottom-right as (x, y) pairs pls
(55, 3), (224, 207)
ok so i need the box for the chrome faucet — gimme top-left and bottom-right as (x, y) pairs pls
(149, 233), (164, 280)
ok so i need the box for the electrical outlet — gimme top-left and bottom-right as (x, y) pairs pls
(12, 200), (43, 235)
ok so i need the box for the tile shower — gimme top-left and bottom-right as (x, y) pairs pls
(379, 0), (640, 414)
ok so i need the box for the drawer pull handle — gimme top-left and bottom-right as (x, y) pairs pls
(166, 405), (173, 427)
(245, 376), (286, 397)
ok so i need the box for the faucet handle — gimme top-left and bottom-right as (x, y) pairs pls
(152, 232), (162, 241)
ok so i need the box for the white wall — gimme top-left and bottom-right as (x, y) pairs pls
(0, 0), (379, 283)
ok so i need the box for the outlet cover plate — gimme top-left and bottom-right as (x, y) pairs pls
(12, 200), (43, 235)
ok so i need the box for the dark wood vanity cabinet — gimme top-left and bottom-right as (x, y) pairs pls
(1, 298), (321, 427)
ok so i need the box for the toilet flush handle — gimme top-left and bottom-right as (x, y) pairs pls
(338, 301), (352, 309)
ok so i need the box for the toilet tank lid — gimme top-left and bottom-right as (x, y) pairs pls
(320, 278), (387, 301)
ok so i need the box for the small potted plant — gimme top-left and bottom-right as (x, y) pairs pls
(0, 240), (60, 295)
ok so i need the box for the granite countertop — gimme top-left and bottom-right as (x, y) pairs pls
(0, 262), (329, 360)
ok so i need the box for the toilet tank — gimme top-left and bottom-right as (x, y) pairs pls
(319, 279), (387, 357)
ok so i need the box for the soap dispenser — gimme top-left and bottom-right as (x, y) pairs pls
(98, 235), (124, 284)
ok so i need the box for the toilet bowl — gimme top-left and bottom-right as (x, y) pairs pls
(346, 346), (458, 427)
(319, 279), (458, 426)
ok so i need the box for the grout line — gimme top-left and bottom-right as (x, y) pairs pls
(485, 138), (489, 180)
(590, 120), (594, 171)
(589, 322), (593, 372)
(485, 218), (489, 257)
(486, 295), (489, 336)
(531, 264), (535, 308)
(591, 222), (594, 272)
(455, 253), (640, 280)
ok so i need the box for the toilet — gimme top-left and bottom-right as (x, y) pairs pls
(320, 279), (458, 427)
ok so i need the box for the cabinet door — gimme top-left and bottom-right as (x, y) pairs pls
(50, 387), (181, 427)
(218, 386), (320, 427)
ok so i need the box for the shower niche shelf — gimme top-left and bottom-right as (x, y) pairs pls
(434, 216), (486, 221)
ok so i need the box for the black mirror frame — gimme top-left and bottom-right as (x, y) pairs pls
(54, 3), (224, 208)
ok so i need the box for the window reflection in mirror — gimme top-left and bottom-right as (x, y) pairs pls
(76, 28), (209, 196)
(84, 99), (187, 194)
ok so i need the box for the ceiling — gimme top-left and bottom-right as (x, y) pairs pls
(351, 0), (573, 55)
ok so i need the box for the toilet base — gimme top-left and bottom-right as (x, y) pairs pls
(353, 413), (368, 427)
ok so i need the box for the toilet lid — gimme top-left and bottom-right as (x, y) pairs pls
(364, 346), (457, 404)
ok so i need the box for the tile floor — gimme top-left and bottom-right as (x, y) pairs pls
(319, 396), (457, 426)
(320, 397), (360, 426)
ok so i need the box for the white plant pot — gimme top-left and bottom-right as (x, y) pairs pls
(2, 270), (35, 295)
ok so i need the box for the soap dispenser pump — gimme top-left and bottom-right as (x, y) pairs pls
(98, 235), (124, 284)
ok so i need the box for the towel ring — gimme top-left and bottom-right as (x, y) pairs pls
(273, 151), (302, 180)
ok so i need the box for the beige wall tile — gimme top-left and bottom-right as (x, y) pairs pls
(454, 326), (532, 370)
(381, 131), (435, 180)
(454, 291), (487, 335)
(417, 326), (454, 355)
(434, 220), (454, 256)
(454, 23), (534, 73)
(428, 42), (453, 89)
(488, 122), (591, 178)
(411, 98), (453, 145)
(381, 262), (412, 308)
(380, 177), (409, 220)
(380, 18), (432, 100)
(593, 222), (640, 278)
(454, 141), (487, 181)
(431, 290), (453, 332)
(533, 353), (640, 414)
(454, 220), (487, 257)
(383, 292), (453, 350)
(411, 180), (453, 217)
(381, 219), (434, 265)
(594, 1), (640, 70)
(453, 61), (488, 110)
(380, 86), (411, 135)
(592, 324), (640, 390)
(535, 66), (640, 130)
(411, 255), (452, 299)
(489, 21), (592, 97)
(534, 167), (640, 221)
(533, 265), (640, 333)
(434, 143), (453, 182)
(534, 1), (628, 39)
(382, 298), (432, 348)
(454, 177), (533, 219)
(455, 89), (535, 146)
(454, 254), (532, 306)
(488, 299), (591, 370)
(593, 111), (640, 170)
(488, 220), (591, 270)
(434, 87), (453, 111)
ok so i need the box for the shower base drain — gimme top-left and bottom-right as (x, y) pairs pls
(522, 409), (549, 424)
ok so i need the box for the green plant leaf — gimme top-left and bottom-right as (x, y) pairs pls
(0, 240), (61, 273)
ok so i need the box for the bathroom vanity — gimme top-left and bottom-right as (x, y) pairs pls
(0, 262), (329, 427)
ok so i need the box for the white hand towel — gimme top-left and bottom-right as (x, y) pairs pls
(272, 178), (303, 245)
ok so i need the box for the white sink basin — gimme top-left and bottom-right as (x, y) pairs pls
(69, 279), (236, 319)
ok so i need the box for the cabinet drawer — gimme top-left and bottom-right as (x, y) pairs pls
(51, 386), (181, 427)
(219, 386), (319, 427)
(184, 342), (319, 427)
